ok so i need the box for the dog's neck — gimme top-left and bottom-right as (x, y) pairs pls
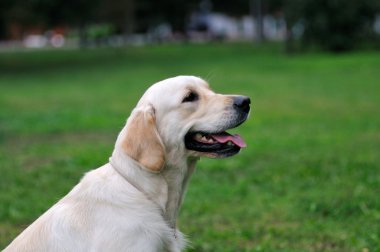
(161, 154), (198, 228)
(110, 151), (198, 229)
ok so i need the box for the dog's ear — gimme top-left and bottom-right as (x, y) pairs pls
(122, 105), (165, 172)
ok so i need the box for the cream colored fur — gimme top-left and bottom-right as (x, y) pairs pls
(4, 76), (242, 252)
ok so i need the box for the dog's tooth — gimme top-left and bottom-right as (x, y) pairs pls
(201, 136), (207, 141)
(195, 133), (202, 140)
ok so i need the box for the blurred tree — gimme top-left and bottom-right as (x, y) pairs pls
(252, 0), (264, 42)
(212, 0), (249, 15)
(135, 0), (199, 32)
(268, 0), (380, 52)
(301, 0), (379, 51)
(0, 0), (134, 42)
(99, 0), (135, 35)
(2, 0), (378, 52)
(1, 0), (42, 39)
(0, 0), (11, 39)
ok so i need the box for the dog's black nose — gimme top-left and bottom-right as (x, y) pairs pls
(233, 96), (251, 113)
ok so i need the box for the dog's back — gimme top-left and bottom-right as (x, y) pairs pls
(5, 164), (182, 252)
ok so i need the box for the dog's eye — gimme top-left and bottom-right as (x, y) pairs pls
(182, 91), (199, 103)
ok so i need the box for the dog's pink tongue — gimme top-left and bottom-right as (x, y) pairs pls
(211, 132), (247, 148)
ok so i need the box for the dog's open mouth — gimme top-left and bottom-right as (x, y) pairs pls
(184, 130), (246, 158)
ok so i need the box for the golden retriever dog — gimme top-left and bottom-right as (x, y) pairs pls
(4, 76), (250, 252)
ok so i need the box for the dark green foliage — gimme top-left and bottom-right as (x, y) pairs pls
(274, 0), (380, 52)
(300, 0), (379, 51)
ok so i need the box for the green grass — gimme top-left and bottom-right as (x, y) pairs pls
(0, 44), (379, 251)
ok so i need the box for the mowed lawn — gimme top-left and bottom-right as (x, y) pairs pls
(0, 44), (379, 251)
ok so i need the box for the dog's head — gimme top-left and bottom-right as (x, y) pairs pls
(117, 76), (250, 172)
